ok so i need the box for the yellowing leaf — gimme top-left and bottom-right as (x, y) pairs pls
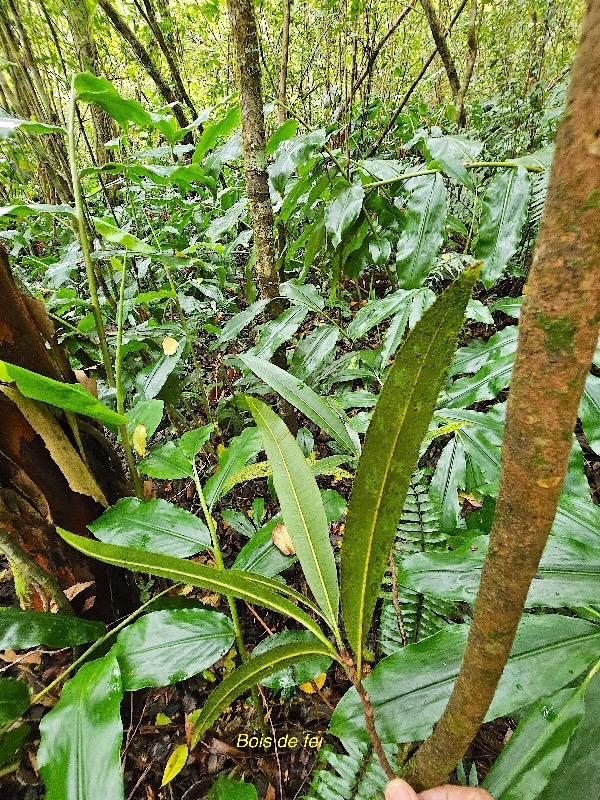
(300, 672), (326, 693)
(155, 712), (171, 726)
(162, 337), (179, 356)
(132, 424), (148, 456)
(161, 744), (188, 786)
(272, 523), (295, 555)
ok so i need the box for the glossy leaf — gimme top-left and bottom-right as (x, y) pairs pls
(138, 441), (193, 479)
(0, 724), (30, 768)
(93, 219), (154, 255)
(233, 519), (297, 577)
(280, 279), (325, 312)
(290, 325), (339, 385)
(579, 373), (600, 455)
(178, 424), (214, 458)
(0, 113), (65, 138)
(38, 654), (124, 800)
(325, 183), (365, 248)
(269, 130), (326, 195)
(330, 616), (600, 745)
(397, 534), (600, 608)
(240, 354), (359, 455)
(340, 265), (480, 669)
(208, 774), (258, 800)
(193, 105), (240, 163)
(211, 299), (270, 348)
(448, 326), (518, 378)
(126, 399), (164, 438)
(135, 337), (186, 399)
(0, 360), (127, 426)
(0, 609), (104, 650)
(57, 529), (331, 643)
(161, 744), (188, 787)
(444, 352), (515, 407)
(251, 630), (333, 690)
(267, 119), (299, 156)
(553, 494), (600, 547)
(75, 72), (152, 129)
(0, 678), (29, 725)
(247, 305), (308, 360)
(204, 427), (263, 507)
(88, 497), (210, 558)
(347, 288), (434, 340)
(114, 608), (234, 690)
(429, 436), (466, 533)
(482, 688), (585, 800)
(395, 174), (447, 288)
(192, 641), (335, 746)
(475, 167), (531, 288)
(0, 202), (76, 219)
(247, 398), (340, 630)
(537, 664), (600, 800)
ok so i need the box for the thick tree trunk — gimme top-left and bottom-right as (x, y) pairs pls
(226, 0), (280, 302)
(405, 0), (600, 788)
(0, 248), (137, 621)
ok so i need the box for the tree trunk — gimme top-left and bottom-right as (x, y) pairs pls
(419, 0), (460, 97)
(0, 247), (138, 621)
(405, 0), (600, 788)
(277, 0), (291, 126)
(226, 0), (280, 303)
(96, 0), (190, 128)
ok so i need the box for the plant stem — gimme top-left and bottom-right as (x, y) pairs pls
(68, 74), (115, 387)
(363, 160), (544, 192)
(191, 463), (267, 734)
(115, 257), (143, 499)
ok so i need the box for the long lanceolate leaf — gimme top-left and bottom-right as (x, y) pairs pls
(340, 264), (481, 672)
(57, 530), (332, 647)
(247, 398), (341, 636)
(191, 642), (336, 747)
(240, 354), (360, 456)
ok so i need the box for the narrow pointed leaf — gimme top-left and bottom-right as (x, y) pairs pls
(430, 436), (466, 533)
(38, 654), (124, 800)
(325, 183), (365, 248)
(57, 529), (331, 643)
(0, 609), (104, 650)
(161, 744), (189, 787)
(240, 354), (359, 455)
(0, 360), (127, 426)
(247, 397), (340, 630)
(93, 218), (155, 255)
(191, 642), (335, 746)
(340, 264), (480, 667)
(579, 373), (600, 455)
(475, 167), (531, 288)
(395, 174), (447, 288)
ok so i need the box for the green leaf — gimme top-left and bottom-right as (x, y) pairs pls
(248, 305), (308, 360)
(444, 351), (515, 407)
(280, 279), (325, 312)
(138, 441), (193, 479)
(398, 534), (600, 608)
(482, 687), (586, 800)
(208, 774), (258, 800)
(448, 326), (518, 377)
(266, 118), (298, 156)
(114, 608), (234, 690)
(193, 105), (240, 163)
(204, 427), (263, 507)
(537, 662), (600, 800)
(325, 184), (365, 249)
(579, 374), (600, 455)
(475, 167), (531, 288)
(192, 641), (336, 745)
(251, 630), (333, 690)
(247, 397), (340, 631)
(0, 203), (76, 218)
(74, 72), (152, 129)
(347, 288), (434, 340)
(88, 497), (211, 558)
(57, 529), (332, 644)
(330, 616), (600, 746)
(126, 399), (164, 438)
(553, 494), (600, 546)
(340, 265), (480, 668)
(0, 678), (29, 725)
(135, 337), (186, 399)
(0, 724), (30, 768)
(93, 218), (154, 255)
(161, 744), (188, 787)
(290, 325), (339, 385)
(430, 436), (466, 533)
(0, 113), (65, 138)
(240, 354), (360, 455)
(0, 360), (127, 426)
(233, 518), (297, 577)
(395, 174), (447, 288)
(211, 299), (270, 348)
(269, 130), (326, 195)
(38, 654), (124, 800)
(0, 609), (104, 650)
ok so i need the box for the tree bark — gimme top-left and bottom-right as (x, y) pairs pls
(96, 0), (190, 128)
(453, 0), (478, 127)
(419, 0), (460, 97)
(226, 0), (280, 302)
(277, 0), (291, 126)
(0, 248), (137, 621)
(405, 0), (600, 788)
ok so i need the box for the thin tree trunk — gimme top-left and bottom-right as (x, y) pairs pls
(96, 0), (190, 128)
(419, 0), (460, 97)
(277, 0), (291, 126)
(454, 0), (478, 127)
(226, 0), (280, 302)
(405, 0), (600, 788)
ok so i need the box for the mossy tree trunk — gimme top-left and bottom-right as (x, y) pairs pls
(405, 0), (600, 789)
(226, 0), (280, 303)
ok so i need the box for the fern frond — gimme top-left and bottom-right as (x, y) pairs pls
(304, 741), (399, 800)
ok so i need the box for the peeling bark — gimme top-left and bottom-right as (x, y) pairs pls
(226, 0), (280, 303)
(405, 0), (600, 789)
